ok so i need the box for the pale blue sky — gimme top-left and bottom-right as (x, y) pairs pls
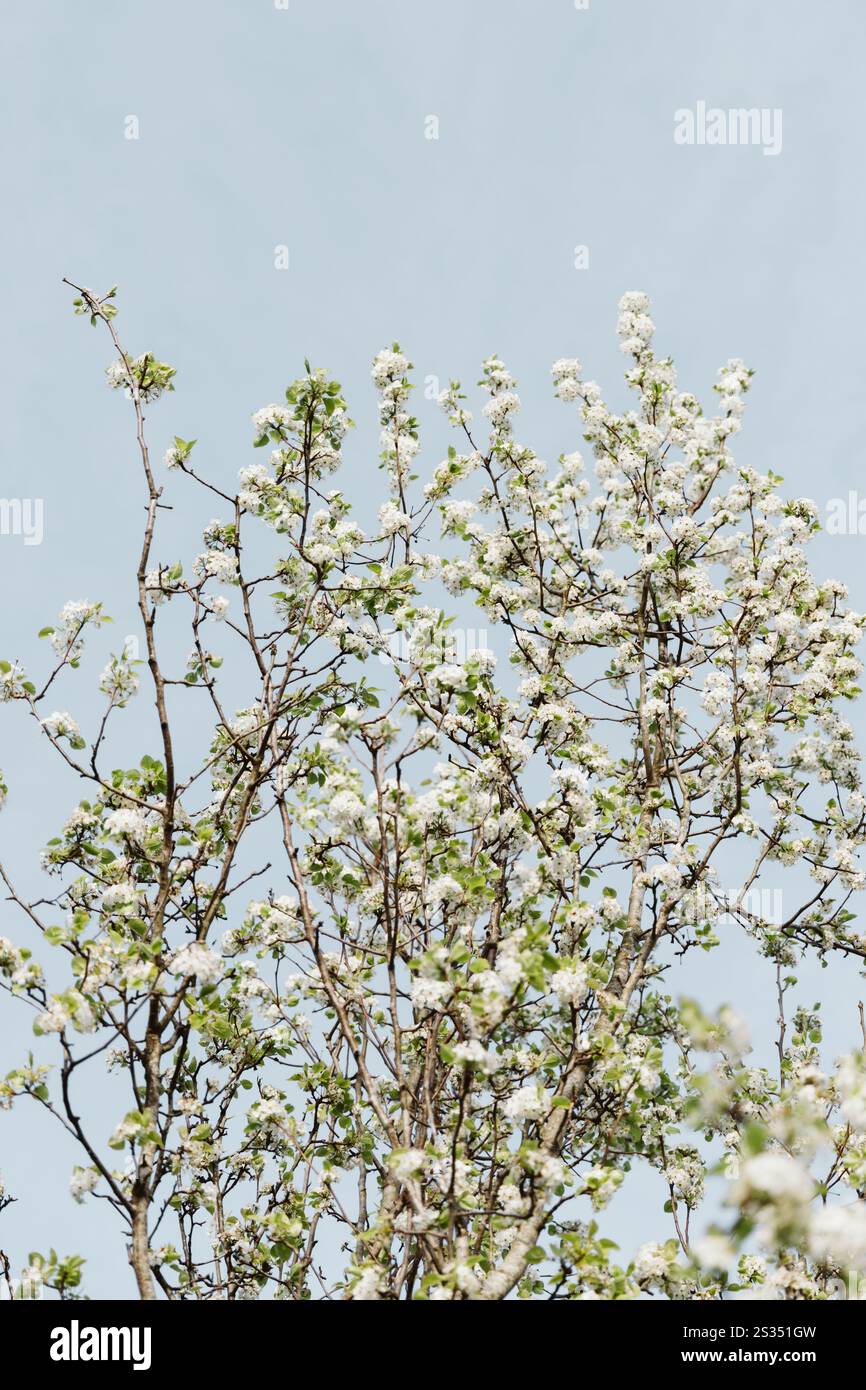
(2, 0), (866, 1297)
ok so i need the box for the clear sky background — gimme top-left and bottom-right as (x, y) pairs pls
(2, 0), (866, 1298)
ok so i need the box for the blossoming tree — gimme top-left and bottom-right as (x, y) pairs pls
(2, 283), (866, 1300)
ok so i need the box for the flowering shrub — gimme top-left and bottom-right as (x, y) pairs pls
(1, 281), (865, 1300)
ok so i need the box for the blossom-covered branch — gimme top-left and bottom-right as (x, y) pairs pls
(1, 285), (865, 1301)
